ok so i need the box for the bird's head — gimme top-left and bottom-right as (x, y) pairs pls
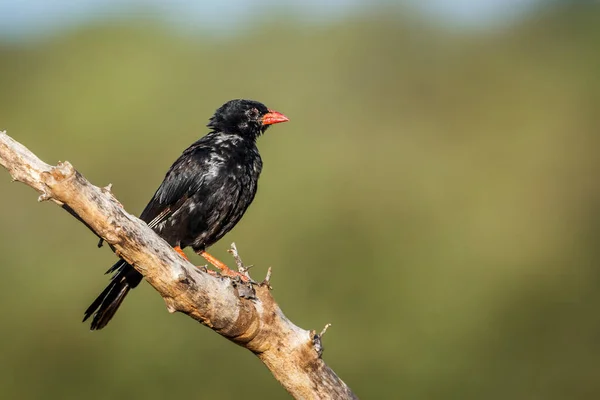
(207, 99), (289, 139)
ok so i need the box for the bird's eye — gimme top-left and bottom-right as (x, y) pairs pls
(248, 108), (259, 118)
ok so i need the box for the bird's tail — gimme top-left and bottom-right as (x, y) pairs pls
(83, 260), (142, 330)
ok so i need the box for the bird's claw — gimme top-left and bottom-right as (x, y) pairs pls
(196, 264), (209, 273)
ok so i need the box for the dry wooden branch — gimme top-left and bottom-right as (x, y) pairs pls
(0, 130), (357, 400)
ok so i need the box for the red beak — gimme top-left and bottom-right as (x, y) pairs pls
(262, 109), (289, 126)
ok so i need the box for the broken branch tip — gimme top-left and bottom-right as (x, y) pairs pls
(320, 323), (332, 337)
(37, 192), (52, 202)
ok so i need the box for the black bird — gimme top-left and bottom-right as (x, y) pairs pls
(83, 99), (289, 330)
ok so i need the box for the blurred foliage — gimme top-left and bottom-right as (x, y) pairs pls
(1, 3), (600, 399)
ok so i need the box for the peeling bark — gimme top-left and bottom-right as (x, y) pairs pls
(0, 130), (357, 400)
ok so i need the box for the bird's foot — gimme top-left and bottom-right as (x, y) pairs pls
(218, 265), (253, 282)
(199, 250), (252, 282)
(202, 268), (220, 278)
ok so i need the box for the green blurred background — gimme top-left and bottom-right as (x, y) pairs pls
(1, 1), (599, 399)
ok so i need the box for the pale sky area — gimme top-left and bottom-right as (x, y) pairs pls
(0, 0), (541, 38)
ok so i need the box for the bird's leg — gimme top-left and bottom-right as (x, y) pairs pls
(176, 246), (223, 278)
(174, 246), (189, 261)
(198, 250), (250, 282)
(175, 246), (222, 277)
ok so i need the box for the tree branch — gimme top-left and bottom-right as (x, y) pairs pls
(0, 130), (357, 400)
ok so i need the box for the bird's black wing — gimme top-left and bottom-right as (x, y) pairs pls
(139, 143), (215, 228)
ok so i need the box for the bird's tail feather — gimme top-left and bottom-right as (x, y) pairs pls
(83, 260), (140, 330)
